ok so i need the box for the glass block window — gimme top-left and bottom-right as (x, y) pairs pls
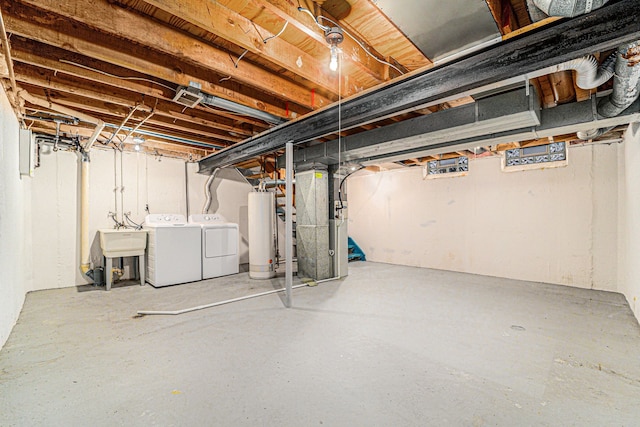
(504, 142), (567, 169)
(426, 156), (468, 177)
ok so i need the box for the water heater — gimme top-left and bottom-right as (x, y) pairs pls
(248, 192), (276, 279)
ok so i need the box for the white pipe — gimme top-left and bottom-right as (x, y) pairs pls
(80, 156), (90, 273)
(18, 90), (105, 275)
(285, 142), (293, 308)
(315, 276), (342, 284)
(104, 105), (142, 146)
(137, 283), (309, 316)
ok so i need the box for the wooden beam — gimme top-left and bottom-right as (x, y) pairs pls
(28, 120), (210, 158)
(11, 46), (263, 134)
(548, 71), (575, 104)
(200, 1), (640, 171)
(13, 65), (243, 143)
(6, 0), (328, 111)
(21, 88), (234, 148)
(332, 0), (431, 71)
(219, 0), (396, 82)
(502, 16), (562, 40)
(138, 0), (364, 95)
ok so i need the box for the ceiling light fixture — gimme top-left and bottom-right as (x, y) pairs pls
(325, 27), (344, 72)
(133, 136), (144, 151)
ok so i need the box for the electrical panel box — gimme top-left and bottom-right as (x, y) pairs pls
(19, 129), (35, 177)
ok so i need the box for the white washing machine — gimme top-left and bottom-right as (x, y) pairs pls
(189, 214), (239, 279)
(144, 214), (202, 287)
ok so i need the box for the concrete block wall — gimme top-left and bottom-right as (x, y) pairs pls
(618, 123), (640, 323)
(348, 145), (620, 292)
(28, 149), (253, 290)
(0, 89), (32, 348)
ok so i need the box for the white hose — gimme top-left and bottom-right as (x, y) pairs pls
(556, 54), (616, 89)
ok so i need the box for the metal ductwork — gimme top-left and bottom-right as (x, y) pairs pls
(577, 41), (640, 139)
(285, 90), (640, 167)
(529, 0), (610, 18)
(173, 82), (286, 126)
(557, 54), (616, 89)
(198, 1), (640, 173)
(200, 92), (286, 125)
(527, 0), (640, 141)
(598, 42), (640, 118)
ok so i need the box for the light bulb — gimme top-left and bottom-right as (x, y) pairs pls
(329, 45), (338, 72)
(134, 143), (141, 152)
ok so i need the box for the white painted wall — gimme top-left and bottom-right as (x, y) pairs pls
(0, 89), (32, 348)
(30, 149), (253, 290)
(618, 122), (640, 323)
(348, 145), (619, 291)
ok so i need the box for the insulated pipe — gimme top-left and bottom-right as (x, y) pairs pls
(202, 168), (220, 214)
(527, 0), (615, 91)
(137, 283), (309, 316)
(556, 54), (616, 89)
(578, 41), (640, 140)
(532, 0), (610, 17)
(598, 42), (640, 118)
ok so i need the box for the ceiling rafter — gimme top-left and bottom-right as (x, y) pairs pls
(11, 47), (262, 136)
(5, 0), (328, 112)
(137, 0), (367, 96)
(218, 0), (402, 81)
(14, 66), (243, 143)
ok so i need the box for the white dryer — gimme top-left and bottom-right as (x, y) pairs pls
(144, 214), (202, 287)
(189, 214), (239, 279)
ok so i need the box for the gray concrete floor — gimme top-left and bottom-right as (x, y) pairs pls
(1, 262), (640, 426)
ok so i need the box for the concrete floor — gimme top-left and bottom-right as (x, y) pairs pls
(1, 262), (639, 426)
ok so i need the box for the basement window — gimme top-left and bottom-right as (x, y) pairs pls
(502, 142), (568, 172)
(425, 156), (468, 179)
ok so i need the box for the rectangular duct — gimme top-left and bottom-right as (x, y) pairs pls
(359, 96), (640, 165)
(292, 86), (540, 166)
(295, 168), (332, 281)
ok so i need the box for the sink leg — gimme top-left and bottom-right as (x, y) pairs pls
(139, 255), (146, 286)
(105, 257), (113, 291)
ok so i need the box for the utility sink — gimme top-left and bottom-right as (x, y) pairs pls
(99, 229), (147, 258)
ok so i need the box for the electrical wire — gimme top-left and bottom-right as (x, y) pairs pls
(59, 59), (176, 91)
(263, 21), (289, 43)
(298, 7), (330, 31)
(338, 165), (364, 210)
(230, 49), (249, 68)
(297, 7), (404, 76)
(317, 15), (404, 76)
